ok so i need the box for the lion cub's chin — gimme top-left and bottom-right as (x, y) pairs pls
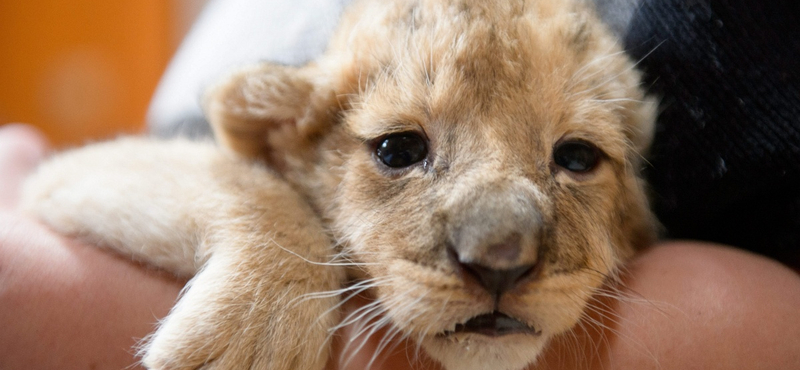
(422, 334), (548, 370)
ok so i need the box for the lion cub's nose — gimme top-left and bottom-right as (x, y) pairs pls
(445, 180), (543, 295)
(461, 261), (537, 297)
(450, 235), (539, 297)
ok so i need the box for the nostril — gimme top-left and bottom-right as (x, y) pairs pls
(460, 261), (537, 297)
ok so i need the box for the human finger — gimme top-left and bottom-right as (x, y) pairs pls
(0, 124), (50, 209)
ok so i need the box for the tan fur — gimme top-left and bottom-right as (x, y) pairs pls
(22, 0), (657, 369)
(23, 139), (344, 369)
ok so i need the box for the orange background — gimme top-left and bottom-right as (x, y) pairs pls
(0, 1), (204, 147)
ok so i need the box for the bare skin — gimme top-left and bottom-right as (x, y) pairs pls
(1, 124), (799, 370)
(0, 125), (184, 370)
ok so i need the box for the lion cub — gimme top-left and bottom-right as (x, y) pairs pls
(23, 0), (657, 369)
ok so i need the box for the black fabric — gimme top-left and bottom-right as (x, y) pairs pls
(624, 0), (800, 265)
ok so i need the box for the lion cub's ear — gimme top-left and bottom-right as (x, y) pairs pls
(204, 63), (337, 168)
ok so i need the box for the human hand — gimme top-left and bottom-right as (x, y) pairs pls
(0, 125), (183, 369)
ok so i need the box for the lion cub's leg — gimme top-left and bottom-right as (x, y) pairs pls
(22, 139), (345, 369)
(142, 153), (345, 370)
(21, 138), (222, 276)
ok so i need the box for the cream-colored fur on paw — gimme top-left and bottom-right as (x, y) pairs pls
(23, 0), (658, 369)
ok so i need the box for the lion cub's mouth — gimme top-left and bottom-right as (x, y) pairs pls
(442, 312), (541, 337)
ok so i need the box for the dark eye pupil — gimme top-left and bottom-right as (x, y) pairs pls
(376, 133), (428, 168)
(553, 141), (598, 172)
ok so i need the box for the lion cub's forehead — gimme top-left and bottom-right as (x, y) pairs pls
(341, 0), (631, 158)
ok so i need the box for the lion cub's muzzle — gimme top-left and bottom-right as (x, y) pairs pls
(444, 179), (544, 298)
(440, 178), (545, 336)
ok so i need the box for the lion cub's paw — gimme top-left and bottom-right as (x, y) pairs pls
(141, 249), (342, 370)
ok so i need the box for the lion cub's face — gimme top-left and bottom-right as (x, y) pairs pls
(208, 1), (656, 369)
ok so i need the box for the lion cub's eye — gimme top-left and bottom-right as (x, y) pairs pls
(375, 133), (428, 168)
(553, 141), (600, 173)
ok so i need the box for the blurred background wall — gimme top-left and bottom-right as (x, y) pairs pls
(0, 0), (208, 147)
